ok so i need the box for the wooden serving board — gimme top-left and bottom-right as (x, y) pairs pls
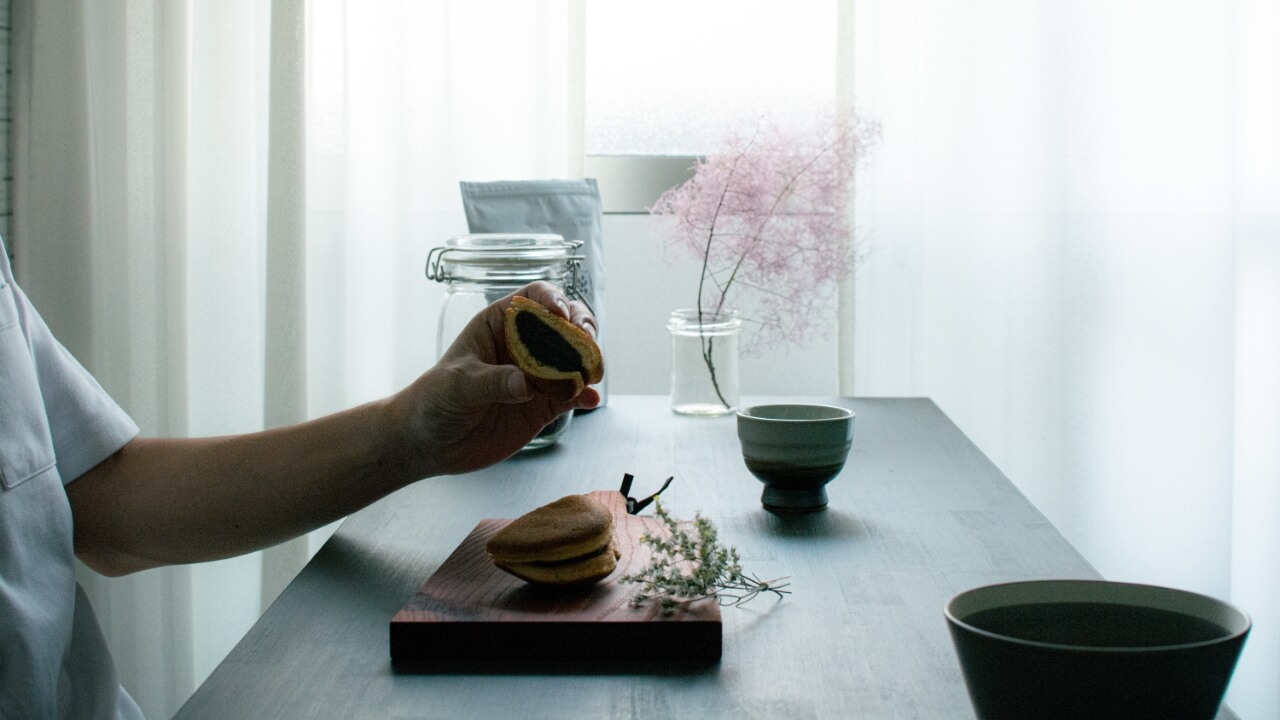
(390, 490), (722, 667)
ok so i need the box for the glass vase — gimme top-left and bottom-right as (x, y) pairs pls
(667, 308), (742, 416)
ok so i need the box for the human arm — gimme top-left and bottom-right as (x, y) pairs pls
(66, 282), (600, 576)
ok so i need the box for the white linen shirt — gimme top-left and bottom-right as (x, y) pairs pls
(1, 241), (142, 720)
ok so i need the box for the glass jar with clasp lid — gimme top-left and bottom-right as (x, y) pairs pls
(426, 233), (589, 450)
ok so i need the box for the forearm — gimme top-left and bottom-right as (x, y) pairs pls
(66, 281), (600, 577)
(68, 396), (422, 576)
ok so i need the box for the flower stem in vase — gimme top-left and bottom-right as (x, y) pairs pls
(700, 327), (731, 411)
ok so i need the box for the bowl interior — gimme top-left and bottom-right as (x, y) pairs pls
(947, 580), (1250, 650)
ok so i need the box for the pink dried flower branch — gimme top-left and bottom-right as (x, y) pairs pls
(652, 113), (878, 358)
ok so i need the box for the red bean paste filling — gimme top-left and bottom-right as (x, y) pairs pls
(516, 310), (584, 374)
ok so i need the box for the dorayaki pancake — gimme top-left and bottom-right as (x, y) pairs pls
(504, 296), (604, 395)
(486, 494), (618, 586)
(494, 537), (621, 587)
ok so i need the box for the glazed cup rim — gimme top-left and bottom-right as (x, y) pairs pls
(737, 403), (855, 423)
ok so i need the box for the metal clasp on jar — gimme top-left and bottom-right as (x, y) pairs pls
(425, 236), (591, 316)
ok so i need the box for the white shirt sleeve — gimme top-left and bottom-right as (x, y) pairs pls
(1, 239), (145, 719)
(0, 248), (138, 484)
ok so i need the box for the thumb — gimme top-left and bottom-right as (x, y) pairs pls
(472, 365), (531, 405)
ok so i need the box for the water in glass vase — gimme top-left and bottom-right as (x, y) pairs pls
(667, 309), (742, 416)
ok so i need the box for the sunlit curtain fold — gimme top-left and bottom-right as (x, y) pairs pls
(849, 1), (1280, 717)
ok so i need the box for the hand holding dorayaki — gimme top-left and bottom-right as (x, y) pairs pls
(391, 282), (600, 478)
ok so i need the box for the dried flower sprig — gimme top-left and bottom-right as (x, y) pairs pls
(620, 500), (790, 613)
(651, 111), (878, 409)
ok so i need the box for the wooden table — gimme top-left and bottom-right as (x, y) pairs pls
(173, 396), (1237, 719)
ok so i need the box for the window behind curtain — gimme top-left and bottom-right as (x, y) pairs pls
(586, 0), (836, 155)
(584, 0), (838, 210)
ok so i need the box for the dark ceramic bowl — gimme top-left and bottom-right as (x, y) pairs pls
(945, 580), (1250, 720)
(736, 404), (855, 512)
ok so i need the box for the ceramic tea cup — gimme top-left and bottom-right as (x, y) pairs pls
(736, 403), (855, 512)
(945, 579), (1250, 720)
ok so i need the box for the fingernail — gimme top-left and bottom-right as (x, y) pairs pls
(506, 371), (530, 401)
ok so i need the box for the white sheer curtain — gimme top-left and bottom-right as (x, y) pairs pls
(12, 0), (579, 717)
(850, 1), (1280, 716)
